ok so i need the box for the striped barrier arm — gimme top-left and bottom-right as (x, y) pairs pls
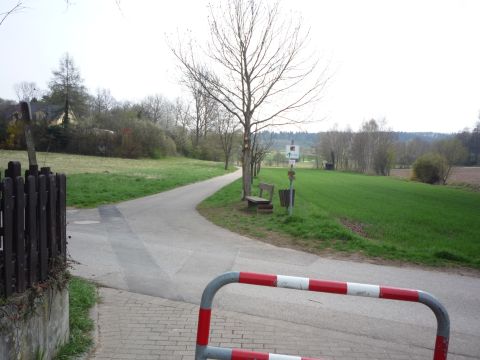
(195, 271), (450, 360)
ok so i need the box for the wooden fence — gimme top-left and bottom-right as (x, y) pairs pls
(0, 161), (66, 298)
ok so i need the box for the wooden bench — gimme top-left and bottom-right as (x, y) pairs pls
(245, 183), (274, 209)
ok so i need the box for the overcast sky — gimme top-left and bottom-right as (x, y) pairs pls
(1, 0), (479, 133)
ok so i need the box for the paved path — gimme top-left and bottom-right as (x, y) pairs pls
(68, 170), (480, 359)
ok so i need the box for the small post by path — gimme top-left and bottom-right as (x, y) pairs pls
(20, 101), (38, 168)
(285, 140), (299, 216)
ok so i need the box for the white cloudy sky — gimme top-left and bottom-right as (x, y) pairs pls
(1, 0), (479, 133)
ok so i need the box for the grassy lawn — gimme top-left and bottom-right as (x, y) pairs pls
(199, 168), (480, 269)
(0, 150), (233, 208)
(55, 277), (97, 360)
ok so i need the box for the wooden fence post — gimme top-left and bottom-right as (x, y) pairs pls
(26, 175), (38, 286)
(6, 161), (21, 178)
(38, 175), (48, 281)
(2, 178), (14, 297)
(25, 164), (39, 178)
(13, 177), (26, 293)
(56, 174), (67, 261)
(47, 175), (57, 259)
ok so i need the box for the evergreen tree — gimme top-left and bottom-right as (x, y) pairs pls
(44, 53), (90, 125)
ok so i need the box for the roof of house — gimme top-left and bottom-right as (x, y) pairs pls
(1, 102), (73, 124)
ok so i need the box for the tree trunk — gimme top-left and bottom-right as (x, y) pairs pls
(242, 132), (252, 199)
(195, 115), (200, 147)
(224, 155), (229, 170)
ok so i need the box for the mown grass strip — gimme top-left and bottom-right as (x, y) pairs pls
(1, 150), (234, 208)
(199, 168), (480, 269)
(54, 277), (97, 360)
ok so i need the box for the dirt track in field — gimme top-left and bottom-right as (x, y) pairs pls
(391, 166), (480, 185)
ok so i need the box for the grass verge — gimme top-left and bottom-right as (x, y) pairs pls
(0, 150), (234, 208)
(54, 277), (97, 360)
(198, 168), (480, 270)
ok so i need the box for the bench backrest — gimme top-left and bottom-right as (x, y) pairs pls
(258, 183), (274, 202)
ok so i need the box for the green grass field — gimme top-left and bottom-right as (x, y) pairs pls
(0, 150), (233, 208)
(199, 168), (480, 269)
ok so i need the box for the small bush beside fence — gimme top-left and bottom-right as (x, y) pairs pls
(0, 161), (66, 298)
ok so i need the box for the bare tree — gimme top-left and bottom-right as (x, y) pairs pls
(91, 88), (117, 115)
(184, 76), (218, 147)
(251, 128), (273, 179)
(13, 81), (39, 102)
(395, 137), (431, 168)
(215, 109), (239, 170)
(171, 98), (193, 155)
(434, 138), (468, 184)
(173, 97), (192, 129)
(141, 94), (176, 130)
(318, 127), (352, 170)
(172, 0), (326, 198)
(319, 120), (394, 174)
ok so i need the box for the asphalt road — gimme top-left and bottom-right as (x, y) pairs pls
(68, 169), (480, 359)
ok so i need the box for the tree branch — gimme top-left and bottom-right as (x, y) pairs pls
(0, 1), (25, 27)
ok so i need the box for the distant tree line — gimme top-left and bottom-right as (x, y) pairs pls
(2, 52), (479, 184)
(316, 119), (396, 175)
(315, 119), (479, 183)
(0, 53), (243, 169)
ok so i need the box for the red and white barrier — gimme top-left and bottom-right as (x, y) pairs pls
(239, 272), (419, 301)
(195, 271), (450, 360)
(231, 349), (318, 360)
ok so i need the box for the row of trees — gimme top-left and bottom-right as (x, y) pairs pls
(317, 119), (396, 175)
(456, 123), (480, 165)
(317, 119), (478, 182)
(0, 53), (248, 168)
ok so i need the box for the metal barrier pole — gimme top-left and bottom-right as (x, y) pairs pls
(195, 271), (450, 360)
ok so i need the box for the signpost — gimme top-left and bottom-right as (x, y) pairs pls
(285, 142), (299, 216)
(285, 144), (300, 160)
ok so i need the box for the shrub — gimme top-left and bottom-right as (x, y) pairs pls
(412, 153), (448, 184)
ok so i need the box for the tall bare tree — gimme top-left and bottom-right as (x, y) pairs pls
(172, 0), (326, 198)
(14, 81), (39, 102)
(184, 76), (218, 147)
(170, 98), (193, 155)
(216, 110), (239, 170)
(349, 119), (395, 174)
(434, 138), (468, 184)
(250, 128), (273, 179)
(141, 94), (173, 126)
(318, 127), (352, 170)
(91, 88), (116, 115)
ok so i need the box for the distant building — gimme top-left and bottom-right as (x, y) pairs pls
(1, 102), (77, 126)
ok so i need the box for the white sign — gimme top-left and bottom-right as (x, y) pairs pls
(285, 145), (300, 159)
